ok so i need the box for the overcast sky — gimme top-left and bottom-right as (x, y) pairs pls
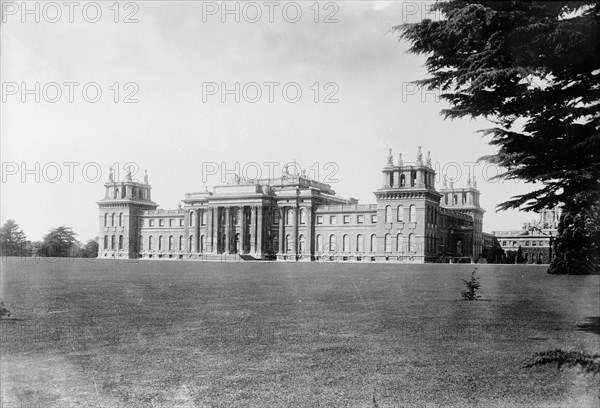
(1, 1), (540, 241)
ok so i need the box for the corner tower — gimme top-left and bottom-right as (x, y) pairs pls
(98, 168), (158, 259)
(373, 147), (442, 262)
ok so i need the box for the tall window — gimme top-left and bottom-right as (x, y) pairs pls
(300, 208), (306, 224)
(385, 205), (392, 223)
(329, 234), (337, 252)
(158, 235), (163, 251)
(409, 205), (416, 222)
(285, 234), (291, 253)
(200, 235), (205, 252)
(189, 211), (194, 226)
(408, 233), (415, 252)
(370, 234), (377, 252)
(400, 174), (406, 187)
(104, 235), (108, 249)
(298, 234), (305, 254)
(287, 209), (294, 226)
(118, 235), (123, 250)
(397, 205), (404, 222)
(234, 209), (240, 225)
(169, 235), (174, 251)
(343, 234), (350, 252)
(384, 234), (391, 252)
(139, 235), (143, 251)
(356, 234), (364, 252)
(111, 235), (116, 250)
(396, 234), (404, 252)
(202, 211), (207, 226)
(104, 213), (108, 227)
(453, 195), (458, 205)
(179, 235), (183, 251)
(111, 213), (115, 226)
(189, 235), (194, 252)
(316, 235), (323, 253)
(149, 236), (154, 250)
(119, 213), (123, 227)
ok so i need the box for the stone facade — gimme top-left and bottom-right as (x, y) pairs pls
(97, 148), (486, 262)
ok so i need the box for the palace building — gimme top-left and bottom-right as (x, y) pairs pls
(97, 148), (488, 262)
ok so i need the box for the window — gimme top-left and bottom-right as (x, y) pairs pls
(188, 235), (194, 252)
(385, 206), (392, 223)
(396, 234), (404, 252)
(189, 211), (194, 226)
(453, 195), (458, 205)
(159, 219), (164, 227)
(179, 236), (183, 251)
(400, 174), (406, 187)
(316, 235), (323, 253)
(149, 236), (154, 250)
(140, 219), (144, 227)
(298, 234), (305, 254)
(285, 234), (291, 253)
(179, 219), (184, 227)
(409, 205), (416, 223)
(111, 213), (115, 226)
(330, 215), (337, 224)
(355, 234), (364, 252)
(408, 234), (415, 252)
(139, 235), (143, 251)
(300, 208), (306, 224)
(158, 235), (163, 251)
(169, 219), (174, 227)
(286, 209), (294, 226)
(502, 241), (507, 246)
(169, 235), (174, 251)
(532, 241), (537, 246)
(118, 235), (123, 250)
(316, 216), (323, 225)
(384, 234), (391, 252)
(149, 219), (154, 227)
(234, 209), (240, 225)
(200, 235), (205, 252)
(119, 213), (123, 227)
(103, 235), (108, 249)
(343, 234), (350, 252)
(357, 215), (364, 224)
(104, 213), (108, 227)
(370, 234), (377, 252)
(202, 212), (207, 226)
(539, 241), (545, 247)
(525, 241), (530, 246)
(111, 235), (116, 250)
(397, 205), (404, 222)
(371, 214), (377, 224)
(329, 234), (337, 252)
(343, 215), (350, 224)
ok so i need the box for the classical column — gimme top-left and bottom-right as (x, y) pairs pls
(225, 206), (231, 254)
(207, 207), (214, 253)
(240, 206), (246, 254)
(292, 206), (298, 258)
(305, 206), (313, 259)
(250, 206), (256, 254)
(256, 206), (263, 256)
(278, 206), (285, 255)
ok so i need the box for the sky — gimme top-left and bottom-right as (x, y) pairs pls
(1, 0), (541, 242)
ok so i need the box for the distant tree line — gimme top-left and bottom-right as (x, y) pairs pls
(0, 219), (98, 258)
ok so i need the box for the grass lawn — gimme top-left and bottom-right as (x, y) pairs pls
(1, 258), (598, 407)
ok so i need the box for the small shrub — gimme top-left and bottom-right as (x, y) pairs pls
(526, 349), (600, 374)
(461, 269), (481, 301)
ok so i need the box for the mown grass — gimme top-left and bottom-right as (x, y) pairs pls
(1, 258), (598, 407)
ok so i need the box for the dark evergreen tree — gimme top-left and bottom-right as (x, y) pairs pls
(41, 226), (78, 258)
(81, 238), (99, 258)
(396, 1), (600, 274)
(0, 219), (28, 257)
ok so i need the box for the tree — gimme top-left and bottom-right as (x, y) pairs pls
(396, 1), (600, 274)
(40, 226), (78, 258)
(80, 238), (99, 258)
(0, 219), (28, 257)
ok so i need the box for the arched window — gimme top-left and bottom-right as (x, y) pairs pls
(202, 211), (207, 225)
(400, 174), (406, 187)
(411, 171), (416, 187)
(453, 195), (458, 205)
(114, 188), (119, 199)
(104, 213), (108, 227)
(111, 213), (115, 226)
(384, 234), (391, 252)
(390, 172), (394, 187)
(233, 209), (240, 225)
(235, 233), (240, 252)
(316, 235), (323, 253)
(158, 235), (163, 251)
(119, 213), (123, 227)
(370, 234), (377, 252)
(111, 235), (116, 250)
(329, 234), (337, 252)
(343, 234), (350, 252)
(397, 205), (404, 222)
(179, 235), (183, 251)
(408, 233), (415, 252)
(149, 236), (154, 250)
(298, 234), (305, 254)
(285, 234), (291, 253)
(287, 208), (294, 226)
(356, 234), (364, 252)
(104, 235), (108, 249)
(272, 236), (279, 253)
(200, 235), (205, 252)
(409, 205), (416, 222)
(274, 209), (281, 224)
(385, 206), (392, 223)
(299, 208), (306, 224)
(456, 239), (462, 255)
(189, 235), (194, 252)
(396, 234), (404, 252)
(118, 235), (123, 250)
(445, 194), (448, 205)
(168, 235), (174, 251)
(139, 235), (143, 251)
(189, 211), (194, 226)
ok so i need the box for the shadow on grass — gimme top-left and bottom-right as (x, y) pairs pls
(576, 316), (600, 335)
(525, 349), (600, 374)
